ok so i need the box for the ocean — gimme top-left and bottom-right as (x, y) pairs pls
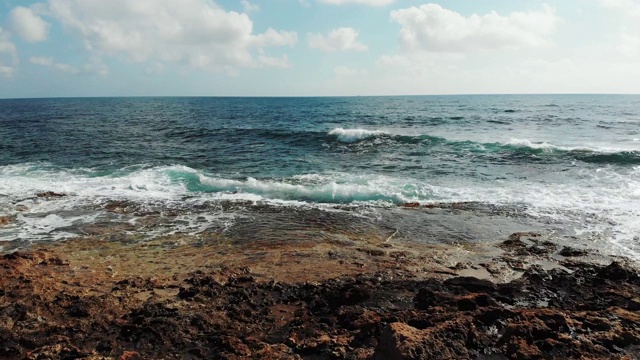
(1, 95), (639, 259)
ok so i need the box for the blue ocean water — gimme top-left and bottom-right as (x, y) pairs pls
(1, 95), (639, 258)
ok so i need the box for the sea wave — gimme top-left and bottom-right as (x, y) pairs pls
(497, 139), (640, 165)
(196, 175), (410, 204)
(1, 162), (639, 260)
(328, 128), (385, 143)
(0, 163), (418, 205)
(326, 128), (640, 165)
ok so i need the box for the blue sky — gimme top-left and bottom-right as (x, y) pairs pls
(1, 0), (639, 97)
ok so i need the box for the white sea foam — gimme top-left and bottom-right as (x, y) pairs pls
(328, 128), (384, 143)
(504, 138), (640, 153)
(198, 174), (412, 204)
(1, 163), (639, 260)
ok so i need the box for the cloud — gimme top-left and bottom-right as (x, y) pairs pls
(241, 0), (259, 13)
(390, 4), (558, 53)
(308, 27), (367, 52)
(30, 56), (80, 74)
(600, 0), (640, 16)
(30, 55), (108, 75)
(319, 0), (395, 5)
(38, 0), (297, 73)
(0, 28), (19, 76)
(252, 28), (298, 48)
(8, 6), (50, 42)
(599, 0), (640, 57)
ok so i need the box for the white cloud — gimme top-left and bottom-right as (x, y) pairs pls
(319, 0), (395, 5)
(252, 28), (298, 48)
(599, 0), (640, 57)
(30, 55), (108, 75)
(8, 6), (50, 42)
(0, 28), (19, 76)
(390, 4), (558, 53)
(30, 56), (80, 74)
(40, 0), (297, 73)
(308, 27), (367, 52)
(600, 0), (640, 16)
(241, 0), (259, 13)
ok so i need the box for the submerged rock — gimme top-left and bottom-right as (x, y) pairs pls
(36, 191), (66, 198)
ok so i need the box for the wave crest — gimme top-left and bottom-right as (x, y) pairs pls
(328, 128), (384, 143)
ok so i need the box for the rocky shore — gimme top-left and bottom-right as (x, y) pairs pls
(1, 205), (640, 359)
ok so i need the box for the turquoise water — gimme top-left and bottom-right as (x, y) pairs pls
(1, 95), (639, 258)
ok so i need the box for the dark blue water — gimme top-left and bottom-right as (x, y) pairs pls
(1, 95), (639, 258)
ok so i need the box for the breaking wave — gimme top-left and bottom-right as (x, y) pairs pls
(328, 128), (385, 143)
(326, 129), (640, 165)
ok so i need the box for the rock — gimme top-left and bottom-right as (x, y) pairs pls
(26, 344), (87, 359)
(559, 246), (589, 257)
(598, 261), (639, 283)
(120, 350), (143, 360)
(374, 321), (473, 360)
(105, 200), (130, 214)
(0, 215), (12, 227)
(443, 276), (497, 293)
(403, 202), (421, 208)
(375, 322), (427, 360)
(2, 235), (640, 360)
(507, 232), (541, 241)
(36, 191), (66, 198)
(358, 247), (386, 256)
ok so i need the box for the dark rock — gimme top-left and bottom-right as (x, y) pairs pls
(559, 246), (589, 257)
(444, 276), (497, 293)
(36, 191), (65, 198)
(598, 261), (639, 283)
(402, 202), (420, 208)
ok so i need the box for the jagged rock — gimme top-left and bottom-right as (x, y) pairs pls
(36, 191), (65, 198)
(1, 235), (640, 359)
(559, 246), (589, 257)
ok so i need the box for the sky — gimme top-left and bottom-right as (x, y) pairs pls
(0, 0), (639, 98)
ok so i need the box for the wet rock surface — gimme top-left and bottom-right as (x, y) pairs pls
(35, 191), (66, 198)
(1, 235), (639, 360)
(0, 215), (12, 227)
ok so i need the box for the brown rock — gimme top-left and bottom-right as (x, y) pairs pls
(374, 321), (472, 360)
(0, 215), (12, 227)
(1, 226), (640, 360)
(120, 350), (142, 360)
(26, 344), (87, 359)
(403, 202), (421, 208)
(375, 322), (427, 360)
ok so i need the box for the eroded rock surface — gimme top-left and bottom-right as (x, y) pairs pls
(1, 237), (639, 359)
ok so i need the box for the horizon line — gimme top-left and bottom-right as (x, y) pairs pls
(2, 92), (640, 100)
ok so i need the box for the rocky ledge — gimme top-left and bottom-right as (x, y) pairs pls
(1, 231), (640, 359)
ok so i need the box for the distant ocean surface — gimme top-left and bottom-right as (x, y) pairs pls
(1, 95), (639, 259)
